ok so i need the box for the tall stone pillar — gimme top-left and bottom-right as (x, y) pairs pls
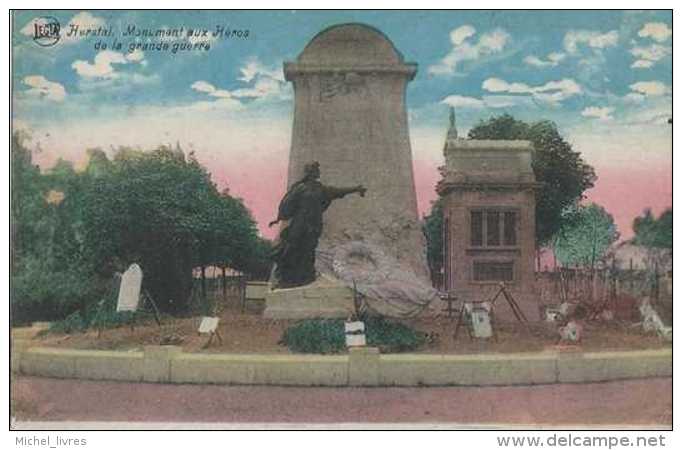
(283, 23), (429, 279)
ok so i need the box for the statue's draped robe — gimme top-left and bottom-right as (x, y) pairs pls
(272, 179), (352, 288)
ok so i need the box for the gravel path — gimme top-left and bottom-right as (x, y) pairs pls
(11, 376), (672, 428)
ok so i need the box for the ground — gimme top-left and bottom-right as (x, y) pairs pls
(31, 304), (670, 354)
(11, 376), (672, 427)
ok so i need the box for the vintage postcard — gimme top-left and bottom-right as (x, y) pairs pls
(9, 9), (672, 434)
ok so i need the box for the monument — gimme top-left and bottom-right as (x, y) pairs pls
(264, 23), (437, 319)
(116, 263), (143, 312)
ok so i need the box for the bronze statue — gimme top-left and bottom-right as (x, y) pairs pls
(269, 161), (366, 288)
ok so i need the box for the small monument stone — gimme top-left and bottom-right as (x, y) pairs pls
(116, 264), (143, 312)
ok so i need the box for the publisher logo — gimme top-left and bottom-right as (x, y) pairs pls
(31, 16), (60, 47)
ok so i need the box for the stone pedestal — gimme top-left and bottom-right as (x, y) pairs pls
(263, 275), (355, 319)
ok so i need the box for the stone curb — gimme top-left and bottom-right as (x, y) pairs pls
(13, 343), (672, 387)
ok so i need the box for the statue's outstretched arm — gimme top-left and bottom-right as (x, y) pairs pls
(325, 184), (367, 200)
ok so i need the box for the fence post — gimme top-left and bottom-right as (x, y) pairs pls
(222, 267), (227, 301)
(653, 261), (659, 304)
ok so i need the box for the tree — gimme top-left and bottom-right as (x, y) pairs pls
(422, 198), (444, 285)
(468, 114), (597, 247)
(633, 208), (672, 250)
(77, 145), (265, 313)
(10, 132), (106, 325)
(553, 203), (619, 269)
(11, 138), (269, 322)
(10, 131), (49, 265)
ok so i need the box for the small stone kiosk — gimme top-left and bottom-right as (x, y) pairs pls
(436, 109), (541, 321)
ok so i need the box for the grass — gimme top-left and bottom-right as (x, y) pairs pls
(281, 316), (427, 354)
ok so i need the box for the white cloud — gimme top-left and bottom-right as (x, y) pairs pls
(231, 77), (285, 99)
(428, 26), (511, 76)
(629, 44), (671, 69)
(523, 52), (565, 68)
(450, 25), (476, 46)
(629, 81), (669, 97)
(624, 92), (646, 103)
(441, 94), (529, 110)
(192, 75), (289, 104)
(581, 106), (614, 121)
(72, 51), (128, 78)
(564, 30), (619, 53)
(623, 101), (672, 125)
(482, 95), (532, 108)
(190, 80), (232, 98)
(68, 12), (106, 29)
(631, 59), (655, 69)
(22, 75), (66, 102)
(638, 22), (672, 43)
(191, 81), (217, 94)
(72, 50), (146, 79)
(126, 49), (145, 62)
(238, 57), (285, 83)
(482, 77), (582, 104)
(190, 58), (291, 109)
(441, 95), (485, 109)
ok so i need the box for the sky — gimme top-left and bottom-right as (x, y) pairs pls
(12, 10), (672, 241)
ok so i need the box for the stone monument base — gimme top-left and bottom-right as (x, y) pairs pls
(263, 274), (356, 319)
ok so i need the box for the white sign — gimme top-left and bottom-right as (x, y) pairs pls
(470, 309), (493, 338)
(345, 321), (366, 347)
(344, 321), (365, 333)
(198, 317), (219, 334)
(346, 334), (367, 347)
(116, 264), (143, 312)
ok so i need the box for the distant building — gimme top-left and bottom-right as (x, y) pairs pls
(436, 108), (541, 320)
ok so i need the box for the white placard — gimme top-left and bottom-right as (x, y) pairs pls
(344, 321), (365, 333)
(345, 334), (366, 347)
(470, 309), (493, 338)
(116, 264), (143, 312)
(198, 317), (219, 334)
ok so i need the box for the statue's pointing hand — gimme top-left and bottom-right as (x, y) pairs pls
(356, 185), (367, 197)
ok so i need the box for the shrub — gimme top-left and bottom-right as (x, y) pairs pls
(365, 316), (427, 353)
(10, 257), (105, 326)
(48, 310), (87, 334)
(281, 316), (427, 354)
(47, 283), (156, 334)
(281, 319), (346, 354)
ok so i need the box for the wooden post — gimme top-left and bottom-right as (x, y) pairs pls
(653, 260), (659, 304)
(200, 265), (206, 303)
(222, 266), (227, 301)
(240, 274), (247, 313)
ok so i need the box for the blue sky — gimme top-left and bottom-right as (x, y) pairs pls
(13, 10), (672, 126)
(11, 10), (672, 238)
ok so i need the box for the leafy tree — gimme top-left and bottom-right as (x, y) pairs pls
(77, 145), (266, 313)
(10, 131), (49, 264)
(10, 132), (105, 324)
(468, 114), (596, 246)
(11, 137), (269, 322)
(633, 208), (672, 250)
(553, 203), (619, 269)
(422, 198), (444, 284)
